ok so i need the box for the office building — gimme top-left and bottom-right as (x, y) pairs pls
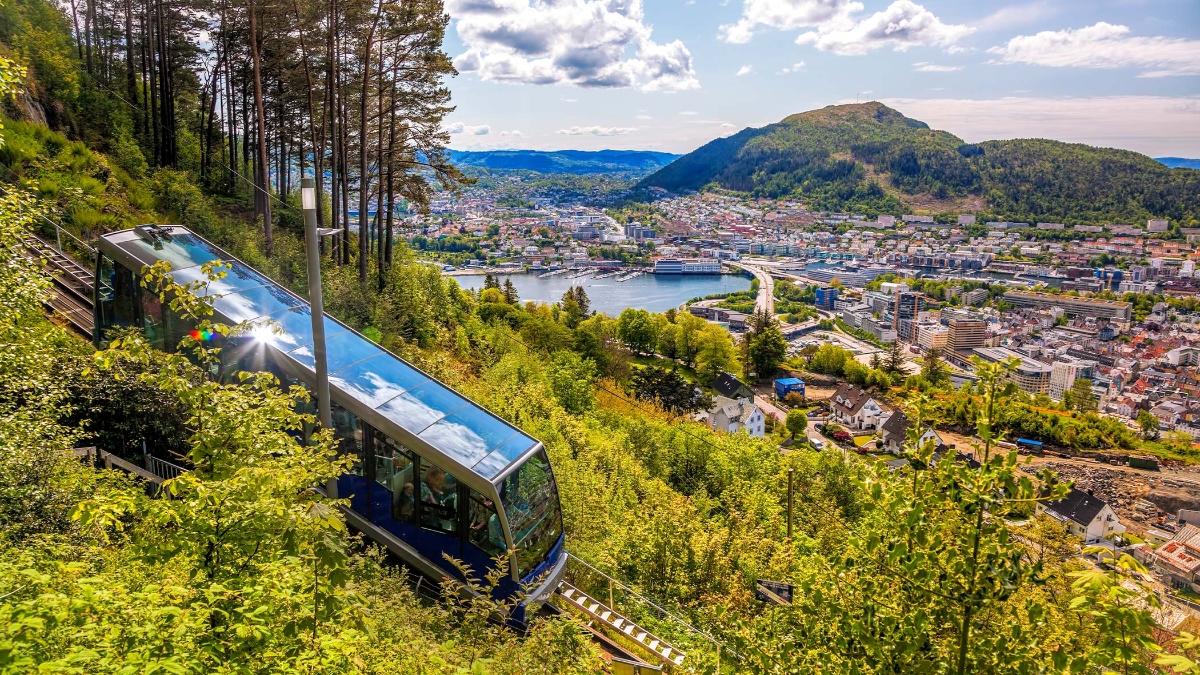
(947, 319), (987, 352)
(973, 347), (1052, 395)
(814, 286), (839, 310)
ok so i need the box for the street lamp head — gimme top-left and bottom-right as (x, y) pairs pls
(302, 186), (316, 211)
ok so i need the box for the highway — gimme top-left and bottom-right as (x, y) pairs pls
(726, 261), (775, 315)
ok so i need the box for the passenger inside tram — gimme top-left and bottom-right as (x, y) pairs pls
(421, 463), (457, 531)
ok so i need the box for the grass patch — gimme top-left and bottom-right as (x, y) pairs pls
(853, 434), (876, 448)
(630, 354), (702, 384)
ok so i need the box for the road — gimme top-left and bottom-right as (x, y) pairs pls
(726, 261), (774, 315)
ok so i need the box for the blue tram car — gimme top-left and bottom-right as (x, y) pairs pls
(92, 225), (567, 621)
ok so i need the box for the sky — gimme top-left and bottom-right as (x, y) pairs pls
(438, 0), (1200, 157)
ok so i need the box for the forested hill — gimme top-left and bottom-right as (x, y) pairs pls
(449, 149), (679, 174)
(640, 102), (1200, 224)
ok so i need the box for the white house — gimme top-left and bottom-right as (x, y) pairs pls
(1038, 487), (1125, 544)
(829, 383), (892, 432)
(706, 396), (766, 438)
(880, 411), (945, 454)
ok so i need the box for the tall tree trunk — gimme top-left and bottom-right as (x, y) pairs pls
(70, 0), (84, 61)
(290, 0), (324, 226)
(357, 2), (382, 283)
(139, 12), (150, 141)
(248, 0), (273, 254)
(84, 0), (94, 73)
(145, 0), (159, 165)
(124, 0), (137, 121)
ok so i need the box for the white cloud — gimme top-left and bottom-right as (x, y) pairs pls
(988, 22), (1200, 77)
(736, 65), (754, 76)
(447, 0), (699, 91)
(913, 61), (961, 72)
(778, 61), (807, 73)
(445, 122), (492, 135)
(875, 95), (1200, 156)
(720, 0), (862, 44)
(797, 0), (974, 55)
(680, 110), (699, 115)
(561, 97), (578, 103)
(499, 130), (524, 137)
(720, 0), (970, 54)
(720, 122), (737, 128)
(974, 1), (1058, 32)
(556, 125), (637, 136)
(636, 114), (653, 120)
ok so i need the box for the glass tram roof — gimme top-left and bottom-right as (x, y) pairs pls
(99, 226), (538, 481)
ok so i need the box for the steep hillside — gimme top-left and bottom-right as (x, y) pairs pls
(641, 102), (1200, 224)
(449, 149), (678, 174)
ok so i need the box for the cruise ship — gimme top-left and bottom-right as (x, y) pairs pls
(653, 259), (722, 275)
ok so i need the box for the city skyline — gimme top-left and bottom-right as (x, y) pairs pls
(440, 0), (1200, 156)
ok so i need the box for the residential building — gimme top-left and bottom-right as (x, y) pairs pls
(1049, 357), (1097, 401)
(880, 410), (945, 454)
(1152, 525), (1200, 590)
(1148, 219), (1169, 232)
(829, 383), (892, 431)
(706, 396), (766, 437)
(713, 371), (755, 400)
(961, 288), (989, 306)
(1003, 291), (1132, 321)
(1039, 488), (1125, 544)
(917, 324), (948, 351)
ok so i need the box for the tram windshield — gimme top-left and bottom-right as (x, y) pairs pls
(499, 449), (562, 577)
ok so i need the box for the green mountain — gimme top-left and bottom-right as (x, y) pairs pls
(641, 102), (1200, 225)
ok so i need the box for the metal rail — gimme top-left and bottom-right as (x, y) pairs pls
(20, 233), (98, 337)
(564, 552), (742, 662)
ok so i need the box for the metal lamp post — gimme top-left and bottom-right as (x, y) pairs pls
(303, 177), (343, 499)
(301, 177), (333, 432)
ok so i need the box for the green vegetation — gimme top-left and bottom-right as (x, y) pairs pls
(641, 102), (1200, 225)
(0, 9), (1190, 671)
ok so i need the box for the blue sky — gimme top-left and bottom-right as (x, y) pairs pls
(440, 0), (1200, 157)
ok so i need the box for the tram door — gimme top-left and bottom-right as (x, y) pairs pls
(365, 426), (464, 569)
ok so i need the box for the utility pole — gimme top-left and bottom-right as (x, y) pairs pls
(787, 468), (794, 540)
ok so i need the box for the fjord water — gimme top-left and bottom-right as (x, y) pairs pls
(454, 272), (752, 316)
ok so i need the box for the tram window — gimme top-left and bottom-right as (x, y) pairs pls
(98, 257), (137, 332)
(164, 304), (197, 354)
(372, 435), (414, 522)
(330, 402), (363, 474)
(139, 282), (165, 350)
(467, 489), (506, 558)
(499, 450), (563, 577)
(419, 459), (459, 534)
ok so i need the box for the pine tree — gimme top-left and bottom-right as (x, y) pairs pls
(501, 278), (519, 304)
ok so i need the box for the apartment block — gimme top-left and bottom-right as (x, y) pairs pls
(1003, 291), (1132, 321)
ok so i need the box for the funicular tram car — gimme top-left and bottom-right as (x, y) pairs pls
(93, 226), (567, 621)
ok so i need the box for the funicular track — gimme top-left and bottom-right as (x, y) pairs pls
(21, 231), (97, 338)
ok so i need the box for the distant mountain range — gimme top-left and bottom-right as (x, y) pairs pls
(1157, 157), (1200, 170)
(449, 149), (679, 174)
(639, 102), (1199, 225)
